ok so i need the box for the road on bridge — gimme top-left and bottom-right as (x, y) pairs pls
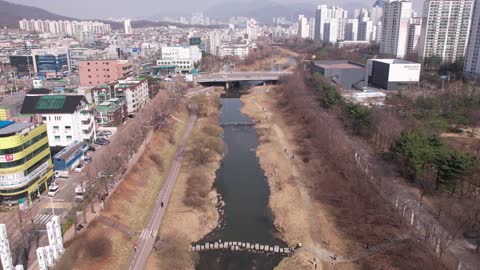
(127, 113), (196, 270)
(195, 71), (291, 83)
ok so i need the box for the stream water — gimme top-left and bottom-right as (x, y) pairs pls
(195, 96), (286, 270)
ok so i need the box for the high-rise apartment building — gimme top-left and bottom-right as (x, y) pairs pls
(418, 0), (473, 63)
(315, 5), (347, 41)
(407, 17), (422, 56)
(246, 18), (258, 40)
(19, 19), (111, 35)
(465, 0), (480, 78)
(298, 15), (310, 39)
(358, 18), (374, 41)
(346, 19), (359, 41)
(324, 20), (339, 43)
(380, 0), (413, 58)
(124, 19), (132, 35)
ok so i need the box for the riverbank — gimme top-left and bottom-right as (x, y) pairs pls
(55, 100), (189, 270)
(241, 86), (445, 270)
(145, 90), (224, 269)
(241, 87), (344, 269)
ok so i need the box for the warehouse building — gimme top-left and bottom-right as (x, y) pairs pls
(309, 60), (366, 90)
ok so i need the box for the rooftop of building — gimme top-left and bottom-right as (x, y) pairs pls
(97, 98), (123, 111)
(313, 60), (365, 69)
(54, 141), (86, 160)
(0, 121), (34, 136)
(20, 95), (87, 114)
(371, 59), (419, 65)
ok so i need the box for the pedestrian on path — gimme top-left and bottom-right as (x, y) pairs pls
(134, 244), (137, 252)
(161, 202), (164, 208)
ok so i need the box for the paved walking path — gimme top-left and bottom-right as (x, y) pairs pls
(127, 114), (197, 270)
(97, 215), (134, 239)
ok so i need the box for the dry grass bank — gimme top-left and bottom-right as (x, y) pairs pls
(55, 101), (189, 270)
(145, 90), (223, 270)
(241, 86), (444, 270)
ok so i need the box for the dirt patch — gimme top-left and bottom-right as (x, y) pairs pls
(145, 90), (223, 270)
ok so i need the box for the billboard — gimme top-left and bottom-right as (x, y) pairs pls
(388, 64), (421, 82)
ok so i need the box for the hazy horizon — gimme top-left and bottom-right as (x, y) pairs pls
(6, 0), (424, 20)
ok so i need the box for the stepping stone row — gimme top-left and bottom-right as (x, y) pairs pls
(189, 241), (296, 254)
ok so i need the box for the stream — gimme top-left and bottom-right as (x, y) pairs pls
(195, 95), (286, 270)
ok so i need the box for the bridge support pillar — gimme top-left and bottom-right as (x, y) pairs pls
(263, 82), (266, 86)
(225, 82), (230, 89)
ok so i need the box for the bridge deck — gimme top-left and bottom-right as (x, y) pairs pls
(196, 71), (292, 83)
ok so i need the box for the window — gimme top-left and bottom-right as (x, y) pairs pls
(65, 126), (71, 130)
(66, 135), (72, 141)
(54, 116), (62, 121)
(53, 126), (59, 130)
(87, 62), (90, 65)
(54, 136), (60, 141)
(88, 69), (91, 72)
(42, 116), (47, 121)
(88, 75), (91, 78)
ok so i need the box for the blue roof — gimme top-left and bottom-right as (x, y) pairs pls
(0, 121), (15, 129)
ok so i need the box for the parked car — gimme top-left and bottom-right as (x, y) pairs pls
(100, 130), (112, 135)
(88, 146), (96, 152)
(84, 156), (92, 164)
(74, 184), (86, 202)
(94, 138), (110, 146)
(48, 184), (60, 197)
(97, 132), (110, 137)
(74, 164), (85, 173)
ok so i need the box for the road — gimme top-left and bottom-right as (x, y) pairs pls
(127, 114), (197, 270)
(195, 71), (291, 83)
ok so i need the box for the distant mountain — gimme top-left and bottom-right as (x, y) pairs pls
(0, 0), (74, 29)
(204, 0), (369, 23)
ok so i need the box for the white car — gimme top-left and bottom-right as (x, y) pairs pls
(74, 164), (85, 173)
(48, 184), (60, 197)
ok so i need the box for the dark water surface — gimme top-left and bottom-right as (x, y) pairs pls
(195, 98), (285, 270)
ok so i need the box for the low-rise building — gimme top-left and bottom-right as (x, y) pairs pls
(157, 45), (202, 73)
(111, 79), (149, 114)
(53, 141), (88, 177)
(95, 98), (128, 127)
(367, 59), (421, 90)
(0, 121), (54, 204)
(20, 90), (96, 147)
(78, 59), (133, 87)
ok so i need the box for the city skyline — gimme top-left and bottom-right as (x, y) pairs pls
(6, 0), (425, 20)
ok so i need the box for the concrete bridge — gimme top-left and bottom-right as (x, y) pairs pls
(195, 71), (292, 88)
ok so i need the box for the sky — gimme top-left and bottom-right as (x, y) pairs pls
(7, 0), (424, 20)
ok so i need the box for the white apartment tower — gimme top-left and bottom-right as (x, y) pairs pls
(465, 0), (480, 78)
(407, 17), (422, 55)
(324, 20), (339, 43)
(346, 19), (359, 41)
(380, 0), (413, 58)
(418, 0), (473, 63)
(124, 19), (132, 34)
(315, 5), (347, 41)
(246, 18), (258, 40)
(297, 15), (310, 39)
(358, 18), (374, 41)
